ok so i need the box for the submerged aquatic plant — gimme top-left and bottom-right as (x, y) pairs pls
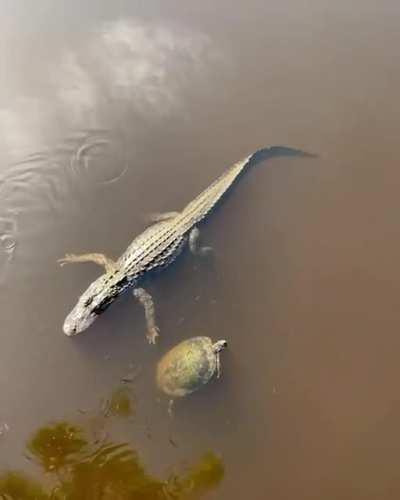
(102, 386), (135, 418)
(0, 471), (48, 500)
(0, 421), (224, 500)
(27, 422), (87, 473)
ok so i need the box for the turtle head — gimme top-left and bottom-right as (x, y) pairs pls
(213, 340), (227, 353)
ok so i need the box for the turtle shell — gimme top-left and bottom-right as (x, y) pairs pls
(156, 337), (217, 398)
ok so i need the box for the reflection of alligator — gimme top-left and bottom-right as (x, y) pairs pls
(59, 146), (308, 340)
(0, 421), (224, 499)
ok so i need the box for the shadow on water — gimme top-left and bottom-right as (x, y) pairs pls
(0, 388), (224, 500)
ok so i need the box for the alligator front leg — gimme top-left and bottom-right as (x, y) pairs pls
(189, 227), (213, 257)
(133, 288), (160, 344)
(58, 253), (118, 273)
(148, 211), (180, 223)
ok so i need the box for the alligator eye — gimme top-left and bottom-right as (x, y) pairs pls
(93, 297), (112, 315)
(84, 297), (93, 307)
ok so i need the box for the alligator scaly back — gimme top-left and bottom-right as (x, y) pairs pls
(175, 146), (310, 233)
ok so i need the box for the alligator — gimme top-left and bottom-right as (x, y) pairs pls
(59, 146), (308, 341)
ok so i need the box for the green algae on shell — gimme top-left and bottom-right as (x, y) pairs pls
(156, 336), (227, 398)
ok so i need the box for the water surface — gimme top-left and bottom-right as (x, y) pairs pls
(1, 1), (400, 498)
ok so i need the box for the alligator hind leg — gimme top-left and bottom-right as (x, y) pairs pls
(58, 253), (118, 273)
(189, 227), (213, 257)
(133, 288), (160, 344)
(148, 211), (180, 223)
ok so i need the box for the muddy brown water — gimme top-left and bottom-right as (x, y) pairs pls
(1, 0), (400, 498)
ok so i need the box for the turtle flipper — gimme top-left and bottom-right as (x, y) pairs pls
(168, 399), (175, 417)
(216, 353), (221, 379)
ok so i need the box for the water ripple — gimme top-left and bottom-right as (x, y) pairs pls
(69, 134), (128, 186)
(0, 211), (17, 283)
(0, 129), (128, 224)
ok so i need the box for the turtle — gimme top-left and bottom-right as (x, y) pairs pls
(156, 336), (227, 413)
